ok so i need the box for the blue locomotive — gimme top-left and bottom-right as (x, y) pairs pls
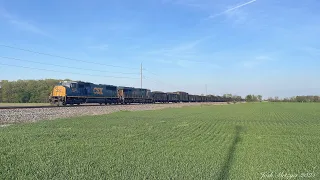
(49, 81), (118, 106)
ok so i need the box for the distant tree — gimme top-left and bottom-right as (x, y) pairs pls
(223, 94), (233, 98)
(245, 94), (262, 102)
(257, 95), (262, 102)
(259, 95), (320, 103)
(245, 95), (253, 102)
(232, 95), (242, 102)
(267, 97), (274, 102)
(290, 96), (297, 102)
(296, 96), (304, 102)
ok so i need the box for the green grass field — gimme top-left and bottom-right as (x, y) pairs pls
(1, 103), (319, 179)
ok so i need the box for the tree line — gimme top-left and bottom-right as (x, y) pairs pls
(245, 94), (263, 102)
(267, 96), (320, 102)
(225, 94), (320, 103)
(0, 79), (67, 103)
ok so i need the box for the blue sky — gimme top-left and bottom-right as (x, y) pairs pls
(0, 0), (320, 98)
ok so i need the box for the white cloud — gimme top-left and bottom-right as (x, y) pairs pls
(209, 0), (258, 19)
(0, 7), (47, 36)
(225, 8), (248, 25)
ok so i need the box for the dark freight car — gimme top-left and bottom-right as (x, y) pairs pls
(167, 93), (179, 103)
(212, 96), (220, 102)
(175, 91), (189, 102)
(117, 87), (153, 104)
(188, 95), (196, 102)
(145, 89), (153, 103)
(152, 91), (168, 103)
(206, 95), (211, 102)
(216, 96), (224, 102)
(206, 95), (215, 102)
(195, 95), (201, 102)
(200, 96), (206, 102)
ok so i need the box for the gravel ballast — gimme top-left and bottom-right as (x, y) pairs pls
(0, 102), (227, 125)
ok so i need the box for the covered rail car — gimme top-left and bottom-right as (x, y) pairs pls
(175, 91), (189, 102)
(152, 91), (168, 103)
(167, 93), (179, 103)
(188, 95), (196, 102)
(117, 87), (152, 104)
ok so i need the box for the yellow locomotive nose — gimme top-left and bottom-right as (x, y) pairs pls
(52, 86), (66, 97)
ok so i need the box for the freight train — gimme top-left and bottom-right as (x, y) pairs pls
(49, 81), (232, 106)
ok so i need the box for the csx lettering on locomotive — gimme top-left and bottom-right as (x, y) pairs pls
(93, 88), (103, 95)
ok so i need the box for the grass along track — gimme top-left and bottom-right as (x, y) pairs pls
(0, 103), (319, 179)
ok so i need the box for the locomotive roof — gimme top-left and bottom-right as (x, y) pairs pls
(117, 86), (150, 90)
(59, 81), (117, 87)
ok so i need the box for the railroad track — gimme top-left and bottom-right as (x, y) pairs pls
(0, 102), (200, 110)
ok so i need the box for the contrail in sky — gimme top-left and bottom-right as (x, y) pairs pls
(209, 0), (257, 18)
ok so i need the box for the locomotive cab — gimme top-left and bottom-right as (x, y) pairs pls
(49, 81), (90, 106)
(49, 81), (70, 106)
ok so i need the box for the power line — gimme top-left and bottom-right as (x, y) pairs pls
(0, 62), (140, 79)
(0, 56), (140, 75)
(144, 76), (181, 90)
(0, 44), (140, 70)
(143, 70), (181, 90)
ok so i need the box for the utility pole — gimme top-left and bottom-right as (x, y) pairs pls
(140, 63), (142, 89)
